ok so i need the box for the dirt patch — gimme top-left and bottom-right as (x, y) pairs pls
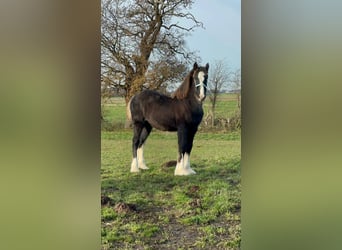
(186, 185), (200, 198)
(114, 202), (137, 213)
(188, 198), (202, 208)
(101, 195), (114, 206)
(161, 160), (177, 168)
(101, 196), (137, 214)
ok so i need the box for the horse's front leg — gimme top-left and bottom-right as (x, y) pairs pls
(174, 126), (196, 176)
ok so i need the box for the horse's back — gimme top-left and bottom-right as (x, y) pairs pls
(130, 90), (176, 129)
(130, 89), (203, 131)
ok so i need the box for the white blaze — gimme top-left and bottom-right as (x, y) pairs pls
(198, 71), (205, 100)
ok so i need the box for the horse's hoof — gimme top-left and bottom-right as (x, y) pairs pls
(130, 168), (140, 173)
(138, 164), (149, 170)
(130, 158), (140, 173)
(174, 167), (196, 176)
(187, 168), (196, 175)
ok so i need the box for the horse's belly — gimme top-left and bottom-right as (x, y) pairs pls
(148, 118), (177, 132)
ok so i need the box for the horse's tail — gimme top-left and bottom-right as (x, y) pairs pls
(125, 96), (134, 128)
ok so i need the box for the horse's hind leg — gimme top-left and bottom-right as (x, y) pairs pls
(137, 122), (152, 170)
(130, 122), (152, 172)
(130, 122), (143, 172)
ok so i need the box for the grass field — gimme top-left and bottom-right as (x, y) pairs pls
(101, 94), (241, 249)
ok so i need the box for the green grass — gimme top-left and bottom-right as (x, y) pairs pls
(102, 98), (126, 123)
(204, 93), (240, 118)
(101, 130), (241, 249)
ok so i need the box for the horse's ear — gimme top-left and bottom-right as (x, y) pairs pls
(193, 62), (198, 70)
(206, 63), (209, 70)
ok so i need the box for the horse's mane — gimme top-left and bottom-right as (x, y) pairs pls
(171, 68), (195, 100)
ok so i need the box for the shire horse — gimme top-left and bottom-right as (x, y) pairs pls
(127, 62), (209, 175)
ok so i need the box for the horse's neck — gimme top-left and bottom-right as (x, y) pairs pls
(175, 94), (203, 110)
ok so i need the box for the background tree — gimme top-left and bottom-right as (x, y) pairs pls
(101, 0), (203, 104)
(230, 68), (241, 110)
(208, 59), (231, 127)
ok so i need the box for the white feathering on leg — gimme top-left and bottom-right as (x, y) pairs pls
(174, 156), (183, 175)
(137, 145), (149, 169)
(130, 157), (140, 173)
(174, 153), (196, 176)
(183, 153), (196, 174)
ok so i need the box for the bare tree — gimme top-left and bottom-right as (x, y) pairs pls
(230, 69), (241, 109)
(101, 0), (203, 104)
(208, 59), (231, 127)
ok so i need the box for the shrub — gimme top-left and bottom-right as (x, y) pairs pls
(199, 110), (241, 132)
(227, 110), (241, 131)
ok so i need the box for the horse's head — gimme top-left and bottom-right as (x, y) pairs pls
(192, 62), (209, 102)
(171, 62), (209, 101)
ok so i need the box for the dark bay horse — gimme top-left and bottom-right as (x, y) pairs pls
(127, 62), (209, 175)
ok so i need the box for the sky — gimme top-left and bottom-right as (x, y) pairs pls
(184, 0), (241, 70)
